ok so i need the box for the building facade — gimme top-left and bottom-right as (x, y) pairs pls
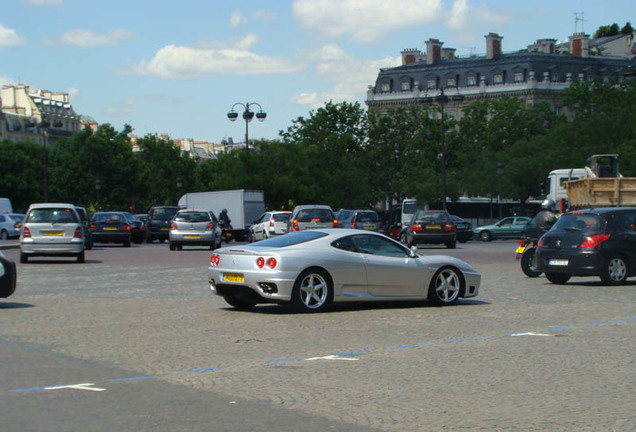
(366, 32), (635, 119)
(0, 84), (82, 145)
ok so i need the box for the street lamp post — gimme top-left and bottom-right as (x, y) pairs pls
(432, 88), (464, 210)
(227, 102), (267, 153)
(39, 120), (51, 202)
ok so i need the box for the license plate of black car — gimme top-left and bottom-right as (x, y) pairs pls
(549, 259), (569, 266)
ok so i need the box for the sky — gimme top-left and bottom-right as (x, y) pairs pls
(1, 0), (633, 143)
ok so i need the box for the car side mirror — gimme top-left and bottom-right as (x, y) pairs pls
(409, 246), (419, 257)
(0, 254), (17, 299)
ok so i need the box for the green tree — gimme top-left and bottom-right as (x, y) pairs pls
(0, 139), (45, 212)
(621, 22), (634, 35)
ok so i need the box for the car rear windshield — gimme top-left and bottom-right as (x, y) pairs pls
(553, 214), (606, 234)
(296, 209), (333, 222)
(27, 208), (79, 223)
(272, 213), (291, 222)
(94, 213), (126, 223)
(356, 212), (379, 222)
(153, 207), (179, 220)
(414, 211), (449, 223)
(251, 230), (327, 247)
(174, 211), (210, 222)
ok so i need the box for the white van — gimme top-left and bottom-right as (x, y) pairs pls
(0, 198), (12, 214)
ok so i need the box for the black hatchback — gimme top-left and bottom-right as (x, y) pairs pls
(535, 207), (636, 285)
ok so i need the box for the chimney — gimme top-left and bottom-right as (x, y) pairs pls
(485, 32), (503, 59)
(425, 38), (443, 64)
(401, 48), (423, 65)
(528, 38), (557, 54)
(570, 33), (590, 57)
(442, 47), (456, 60)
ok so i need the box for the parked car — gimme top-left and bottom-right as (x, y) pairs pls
(0, 213), (25, 240)
(89, 212), (132, 247)
(0, 250), (17, 299)
(135, 213), (148, 227)
(337, 209), (382, 232)
(122, 212), (145, 244)
(520, 216), (538, 240)
(249, 211), (291, 242)
(19, 203), (85, 263)
(473, 216), (531, 241)
(451, 215), (473, 243)
(169, 209), (222, 251)
(288, 205), (338, 232)
(536, 207), (636, 285)
(74, 206), (92, 250)
(146, 205), (180, 243)
(400, 209), (456, 249)
(208, 229), (480, 312)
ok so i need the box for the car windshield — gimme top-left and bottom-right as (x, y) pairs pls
(552, 213), (605, 234)
(27, 208), (78, 223)
(356, 212), (379, 222)
(174, 211), (210, 222)
(153, 207), (179, 220)
(296, 209), (333, 222)
(251, 230), (327, 247)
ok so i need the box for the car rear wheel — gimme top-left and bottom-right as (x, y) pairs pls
(223, 295), (256, 310)
(124, 240), (131, 248)
(520, 248), (542, 278)
(1, 230), (8, 240)
(291, 268), (331, 312)
(600, 255), (628, 285)
(446, 240), (456, 249)
(77, 251), (85, 263)
(20, 253), (28, 263)
(169, 242), (176, 251)
(428, 266), (462, 306)
(479, 231), (492, 242)
(545, 272), (571, 284)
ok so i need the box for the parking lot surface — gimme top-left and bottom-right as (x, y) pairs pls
(1, 240), (635, 431)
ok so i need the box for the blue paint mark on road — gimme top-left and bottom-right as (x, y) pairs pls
(187, 366), (226, 373)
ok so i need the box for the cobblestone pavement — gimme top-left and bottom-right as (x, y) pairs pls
(1, 241), (635, 431)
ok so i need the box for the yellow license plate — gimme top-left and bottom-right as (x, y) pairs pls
(104, 227), (117, 231)
(161, 227), (171, 231)
(43, 231), (63, 236)
(223, 272), (244, 283)
(427, 224), (441, 229)
(515, 246), (526, 254)
(364, 226), (374, 230)
(185, 235), (200, 239)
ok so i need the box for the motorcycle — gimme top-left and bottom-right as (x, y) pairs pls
(516, 237), (542, 278)
(220, 221), (234, 243)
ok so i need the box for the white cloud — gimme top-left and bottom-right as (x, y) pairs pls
(67, 87), (80, 100)
(124, 39), (304, 79)
(0, 74), (17, 87)
(292, 0), (444, 43)
(57, 29), (137, 47)
(291, 43), (399, 108)
(445, 0), (514, 42)
(230, 12), (246, 28)
(0, 24), (25, 48)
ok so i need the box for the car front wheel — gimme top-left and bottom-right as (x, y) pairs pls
(428, 266), (462, 306)
(479, 231), (492, 242)
(291, 268), (331, 312)
(600, 255), (628, 285)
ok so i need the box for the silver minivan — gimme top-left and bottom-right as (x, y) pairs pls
(288, 205), (337, 232)
(20, 203), (85, 263)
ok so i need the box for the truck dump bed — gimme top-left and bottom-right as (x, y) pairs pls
(565, 177), (636, 209)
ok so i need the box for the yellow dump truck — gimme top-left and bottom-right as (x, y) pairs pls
(564, 154), (636, 209)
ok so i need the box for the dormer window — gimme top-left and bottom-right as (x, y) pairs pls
(426, 78), (437, 90)
(514, 72), (524, 82)
(401, 80), (411, 91)
(446, 77), (456, 88)
(466, 75), (477, 86)
(381, 82), (390, 92)
(551, 72), (560, 82)
(493, 73), (504, 84)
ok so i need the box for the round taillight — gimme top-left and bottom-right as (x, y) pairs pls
(210, 254), (220, 266)
(266, 257), (277, 269)
(256, 257), (265, 268)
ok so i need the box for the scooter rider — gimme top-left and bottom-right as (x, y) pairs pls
(535, 198), (558, 239)
(219, 209), (231, 226)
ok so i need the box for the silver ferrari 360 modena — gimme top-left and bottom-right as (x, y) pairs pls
(207, 229), (480, 312)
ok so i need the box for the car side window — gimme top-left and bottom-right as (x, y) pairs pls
(351, 234), (409, 258)
(331, 237), (358, 252)
(616, 212), (636, 232)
